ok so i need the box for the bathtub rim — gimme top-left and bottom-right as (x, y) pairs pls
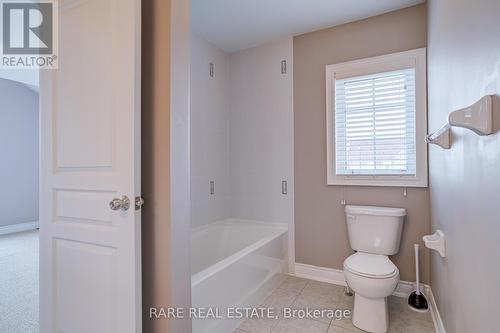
(191, 219), (288, 287)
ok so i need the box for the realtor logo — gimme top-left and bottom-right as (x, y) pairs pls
(1, 0), (58, 68)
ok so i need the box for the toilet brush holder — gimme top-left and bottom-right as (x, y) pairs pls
(408, 244), (428, 312)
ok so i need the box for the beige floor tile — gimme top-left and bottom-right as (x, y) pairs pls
(388, 311), (435, 333)
(301, 280), (345, 301)
(387, 296), (435, 333)
(327, 323), (358, 333)
(238, 316), (280, 333)
(337, 293), (354, 309)
(238, 278), (435, 333)
(261, 287), (300, 319)
(276, 276), (308, 293)
(330, 317), (360, 331)
(239, 286), (297, 332)
(272, 318), (329, 333)
(288, 280), (345, 324)
(262, 287), (300, 308)
(290, 292), (338, 324)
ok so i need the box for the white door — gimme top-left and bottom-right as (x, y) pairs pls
(39, 0), (141, 332)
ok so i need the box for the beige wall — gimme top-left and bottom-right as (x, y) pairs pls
(141, 0), (172, 331)
(142, 0), (191, 331)
(293, 4), (430, 283)
(427, 0), (500, 332)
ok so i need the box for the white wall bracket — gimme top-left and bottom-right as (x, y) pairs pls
(426, 95), (494, 149)
(448, 95), (493, 135)
(425, 123), (451, 149)
(423, 230), (446, 258)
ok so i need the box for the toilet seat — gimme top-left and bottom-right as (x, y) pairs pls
(344, 253), (398, 279)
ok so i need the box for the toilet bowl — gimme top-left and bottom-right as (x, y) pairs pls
(343, 205), (406, 333)
(344, 252), (399, 333)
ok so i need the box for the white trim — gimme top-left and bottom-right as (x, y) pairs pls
(287, 43), (296, 276)
(295, 262), (347, 286)
(0, 221), (39, 235)
(423, 285), (446, 333)
(325, 48), (428, 187)
(393, 280), (415, 298)
(294, 263), (445, 333)
(169, 0), (192, 332)
(294, 263), (416, 297)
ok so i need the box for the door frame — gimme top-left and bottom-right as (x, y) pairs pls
(168, 0), (192, 331)
(37, 0), (192, 331)
(140, 0), (192, 332)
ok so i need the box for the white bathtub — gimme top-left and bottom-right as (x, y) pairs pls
(191, 220), (288, 333)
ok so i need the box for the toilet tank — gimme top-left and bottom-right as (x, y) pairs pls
(345, 205), (406, 255)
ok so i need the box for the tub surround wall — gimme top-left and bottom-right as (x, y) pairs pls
(293, 4), (430, 283)
(190, 34), (230, 228)
(228, 38), (294, 227)
(427, 0), (500, 332)
(189, 37), (294, 332)
(190, 36), (294, 233)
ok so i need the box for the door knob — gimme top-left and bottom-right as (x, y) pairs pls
(109, 196), (130, 211)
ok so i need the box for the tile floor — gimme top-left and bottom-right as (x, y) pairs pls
(0, 230), (39, 333)
(0, 231), (436, 333)
(236, 276), (435, 333)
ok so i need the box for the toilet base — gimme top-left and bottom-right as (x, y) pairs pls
(352, 294), (389, 333)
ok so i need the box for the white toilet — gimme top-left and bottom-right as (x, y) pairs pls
(343, 205), (406, 333)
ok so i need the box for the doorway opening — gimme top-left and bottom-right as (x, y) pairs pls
(0, 75), (40, 332)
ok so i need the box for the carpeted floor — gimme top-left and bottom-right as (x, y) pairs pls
(0, 229), (39, 333)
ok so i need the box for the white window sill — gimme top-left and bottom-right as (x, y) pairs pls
(328, 175), (428, 187)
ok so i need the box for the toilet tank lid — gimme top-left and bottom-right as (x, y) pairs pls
(345, 205), (406, 217)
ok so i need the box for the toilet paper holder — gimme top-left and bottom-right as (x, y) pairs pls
(423, 230), (446, 257)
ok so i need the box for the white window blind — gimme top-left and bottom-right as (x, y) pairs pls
(335, 68), (416, 175)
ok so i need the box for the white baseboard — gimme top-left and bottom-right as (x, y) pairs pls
(424, 285), (446, 333)
(294, 262), (445, 333)
(294, 262), (416, 297)
(295, 262), (347, 286)
(0, 221), (39, 235)
(392, 280), (415, 298)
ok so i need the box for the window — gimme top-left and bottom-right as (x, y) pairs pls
(326, 49), (427, 187)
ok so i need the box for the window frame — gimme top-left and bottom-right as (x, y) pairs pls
(326, 48), (428, 187)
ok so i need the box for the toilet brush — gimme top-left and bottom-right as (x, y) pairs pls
(408, 244), (428, 312)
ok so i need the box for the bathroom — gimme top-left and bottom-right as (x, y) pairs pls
(162, 0), (500, 333)
(188, 2), (428, 333)
(3, 0), (498, 332)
